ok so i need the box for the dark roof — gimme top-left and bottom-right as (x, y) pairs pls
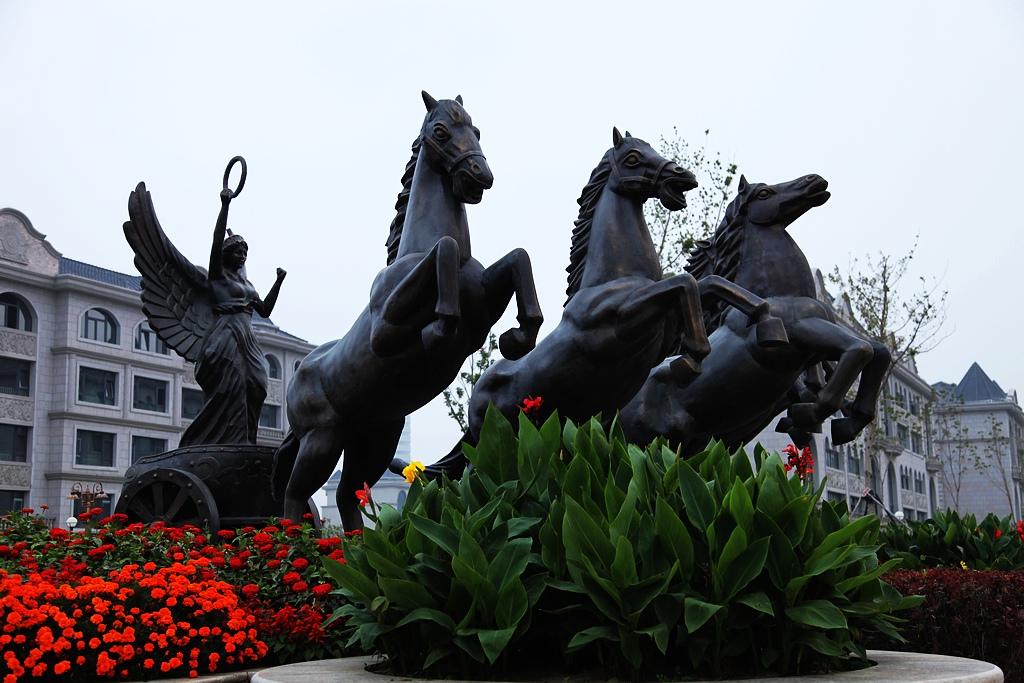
(59, 258), (142, 291)
(954, 362), (1007, 403)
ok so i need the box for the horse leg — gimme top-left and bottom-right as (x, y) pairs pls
(370, 235), (461, 356)
(832, 341), (891, 444)
(337, 420), (405, 531)
(695, 275), (788, 347)
(481, 248), (544, 360)
(615, 274), (710, 384)
(283, 426), (345, 525)
(784, 319), (875, 431)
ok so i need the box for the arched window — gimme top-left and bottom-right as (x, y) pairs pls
(0, 293), (33, 332)
(265, 354), (281, 380)
(929, 478), (937, 515)
(81, 309), (119, 345)
(886, 463), (898, 512)
(134, 321), (168, 355)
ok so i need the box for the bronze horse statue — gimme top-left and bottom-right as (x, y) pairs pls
(272, 92), (543, 529)
(619, 174), (890, 456)
(423, 130), (787, 478)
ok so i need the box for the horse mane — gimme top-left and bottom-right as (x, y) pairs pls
(385, 136), (422, 265)
(565, 150), (613, 304)
(684, 181), (751, 334)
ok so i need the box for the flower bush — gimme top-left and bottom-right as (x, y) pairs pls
(324, 407), (918, 680)
(0, 510), (353, 680)
(878, 509), (1024, 570)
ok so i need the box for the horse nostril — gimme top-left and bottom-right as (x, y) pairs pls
(806, 176), (816, 182)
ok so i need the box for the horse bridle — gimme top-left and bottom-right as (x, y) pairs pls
(421, 132), (488, 176)
(609, 152), (675, 196)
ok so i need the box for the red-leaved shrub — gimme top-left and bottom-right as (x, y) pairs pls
(876, 569), (1024, 683)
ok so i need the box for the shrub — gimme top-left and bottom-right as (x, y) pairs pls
(878, 509), (1024, 570)
(876, 569), (1024, 683)
(325, 407), (918, 680)
(0, 510), (352, 679)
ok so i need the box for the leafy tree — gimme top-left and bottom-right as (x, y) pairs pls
(979, 414), (1014, 514)
(828, 238), (949, 514)
(644, 128), (738, 276)
(930, 386), (985, 510)
(442, 332), (498, 432)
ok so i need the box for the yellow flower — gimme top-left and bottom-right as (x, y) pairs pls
(402, 461), (425, 483)
(960, 560), (969, 570)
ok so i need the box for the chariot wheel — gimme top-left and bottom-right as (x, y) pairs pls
(116, 468), (220, 533)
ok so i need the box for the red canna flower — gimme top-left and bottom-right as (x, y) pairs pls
(355, 483), (372, 508)
(782, 444), (815, 482)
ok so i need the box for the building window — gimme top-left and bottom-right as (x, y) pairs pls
(900, 467), (911, 491)
(265, 354), (281, 380)
(0, 358), (30, 397)
(181, 388), (204, 420)
(259, 404), (280, 429)
(76, 429), (116, 467)
(0, 490), (27, 513)
(825, 439), (842, 469)
(897, 424), (909, 450)
(0, 293), (33, 332)
(131, 435), (167, 463)
(911, 431), (923, 455)
(134, 322), (168, 355)
(914, 472), (925, 494)
(81, 308), (119, 345)
(73, 495), (114, 519)
(846, 445), (862, 476)
(78, 367), (117, 406)
(0, 425), (29, 463)
(133, 376), (168, 413)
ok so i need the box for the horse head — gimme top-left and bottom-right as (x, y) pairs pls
(419, 91), (493, 204)
(606, 127), (697, 209)
(736, 174), (831, 229)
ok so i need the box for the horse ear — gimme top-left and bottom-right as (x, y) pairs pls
(422, 91), (439, 111)
(455, 94), (464, 105)
(612, 127), (623, 146)
(625, 130), (632, 138)
(738, 175), (749, 193)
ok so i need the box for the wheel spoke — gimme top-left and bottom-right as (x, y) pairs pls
(128, 496), (154, 523)
(165, 487), (191, 520)
(152, 481), (165, 512)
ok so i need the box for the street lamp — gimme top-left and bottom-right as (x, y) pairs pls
(67, 481), (108, 533)
(66, 516), (78, 532)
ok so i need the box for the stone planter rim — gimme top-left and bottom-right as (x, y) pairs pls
(250, 651), (1002, 683)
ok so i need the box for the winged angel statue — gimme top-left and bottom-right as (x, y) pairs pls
(123, 157), (287, 447)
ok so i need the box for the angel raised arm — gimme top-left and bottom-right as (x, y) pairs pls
(124, 157), (287, 447)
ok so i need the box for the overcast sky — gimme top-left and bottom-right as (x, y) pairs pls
(1, 2), (1022, 472)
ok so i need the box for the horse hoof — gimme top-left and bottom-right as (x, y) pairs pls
(499, 328), (533, 361)
(756, 317), (789, 347)
(775, 417), (794, 433)
(389, 457), (410, 475)
(669, 355), (703, 387)
(787, 402), (821, 429)
(831, 417), (866, 445)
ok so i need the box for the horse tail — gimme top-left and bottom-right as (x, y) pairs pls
(423, 430), (476, 482)
(271, 431), (301, 501)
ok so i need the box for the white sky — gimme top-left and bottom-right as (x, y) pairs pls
(1, 1), (1022, 470)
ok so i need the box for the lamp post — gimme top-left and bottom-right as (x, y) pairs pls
(67, 481), (107, 534)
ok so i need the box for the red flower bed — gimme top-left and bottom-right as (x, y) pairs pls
(876, 569), (1024, 683)
(0, 509), (357, 681)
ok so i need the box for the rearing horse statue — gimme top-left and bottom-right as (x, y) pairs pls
(619, 174), (890, 456)
(423, 130), (787, 478)
(273, 92), (543, 529)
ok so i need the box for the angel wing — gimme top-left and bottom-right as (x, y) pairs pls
(123, 182), (214, 362)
